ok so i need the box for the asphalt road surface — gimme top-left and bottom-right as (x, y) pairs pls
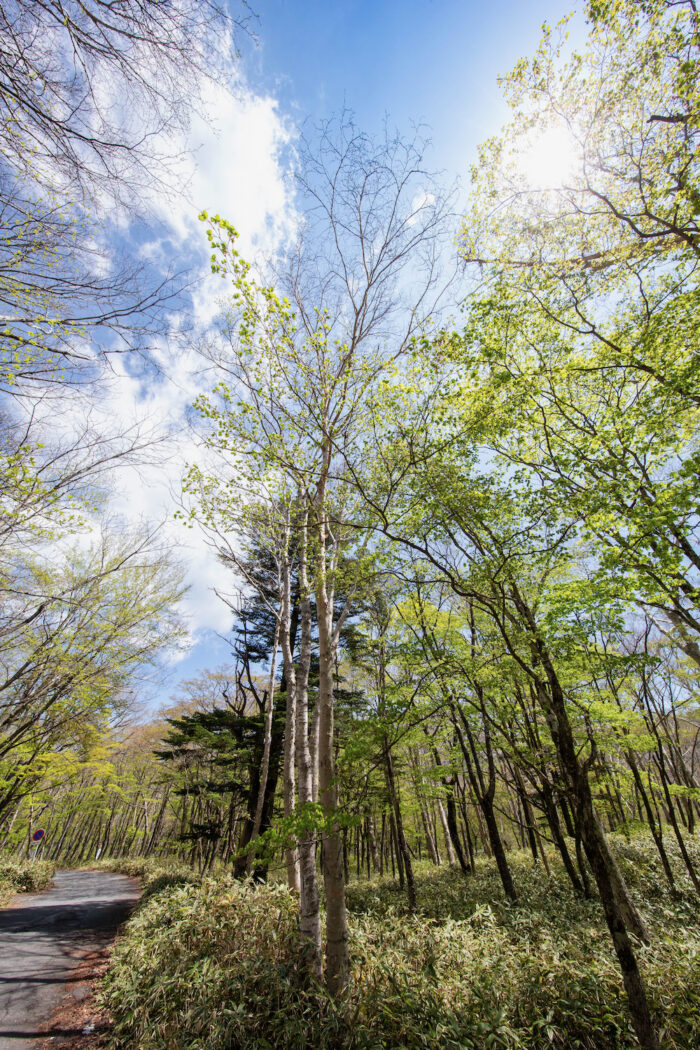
(0, 870), (139, 1049)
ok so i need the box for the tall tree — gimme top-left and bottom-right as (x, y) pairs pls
(187, 113), (453, 994)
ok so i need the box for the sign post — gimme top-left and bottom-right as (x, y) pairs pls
(31, 828), (45, 861)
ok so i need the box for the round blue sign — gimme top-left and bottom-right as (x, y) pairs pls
(32, 829), (44, 841)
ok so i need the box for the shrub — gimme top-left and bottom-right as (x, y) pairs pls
(102, 838), (700, 1049)
(0, 858), (55, 905)
(102, 877), (324, 1050)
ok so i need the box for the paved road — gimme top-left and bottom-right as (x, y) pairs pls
(0, 870), (139, 1049)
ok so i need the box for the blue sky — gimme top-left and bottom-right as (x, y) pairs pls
(245, 0), (576, 184)
(119, 0), (584, 709)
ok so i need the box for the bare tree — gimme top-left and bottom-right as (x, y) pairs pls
(0, 0), (252, 396)
(192, 111), (455, 994)
(0, 0), (250, 205)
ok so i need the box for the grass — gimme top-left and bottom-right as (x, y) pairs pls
(0, 857), (56, 906)
(100, 835), (700, 1049)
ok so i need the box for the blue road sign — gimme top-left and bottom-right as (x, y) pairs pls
(32, 829), (44, 841)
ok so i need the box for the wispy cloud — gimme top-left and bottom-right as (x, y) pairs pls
(43, 69), (298, 663)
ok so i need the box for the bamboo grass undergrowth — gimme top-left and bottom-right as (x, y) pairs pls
(101, 835), (700, 1049)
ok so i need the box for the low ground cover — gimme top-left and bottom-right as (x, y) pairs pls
(0, 858), (55, 906)
(100, 836), (700, 1049)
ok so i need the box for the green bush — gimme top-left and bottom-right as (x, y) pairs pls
(102, 838), (700, 1049)
(0, 858), (55, 905)
(102, 877), (328, 1050)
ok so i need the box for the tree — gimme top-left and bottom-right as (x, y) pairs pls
(349, 363), (662, 1047)
(0, 1), (249, 784)
(464, 1), (700, 277)
(0, 0), (251, 397)
(0, 0), (247, 204)
(0, 0), (252, 823)
(0, 528), (184, 822)
(156, 684), (270, 874)
(456, 0), (700, 671)
(187, 113), (453, 994)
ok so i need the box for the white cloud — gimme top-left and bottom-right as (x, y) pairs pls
(166, 81), (294, 247)
(152, 77), (299, 329)
(41, 71), (298, 656)
(119, 73), (297, 633)
(36, 343), (234, 650)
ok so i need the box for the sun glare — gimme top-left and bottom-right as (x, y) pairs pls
(517, 125), (579, 190)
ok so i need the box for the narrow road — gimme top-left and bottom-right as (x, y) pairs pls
(0, 870), (139, 1049)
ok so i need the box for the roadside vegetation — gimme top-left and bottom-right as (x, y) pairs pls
(101, 837), (700, 1050)
(92, 857), (201, 902)
(0, 859), (55, 906)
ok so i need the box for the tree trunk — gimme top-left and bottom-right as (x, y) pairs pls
(316, 587), (349, 996)
(247, 611), (281, 870)
(517, 598), (658, 1049)
(538, 776), (585, 895)
(452, 705), (517, 901)
(384, 737), (416, 908)
(295, 522), (322, 977)
(627, 751), (675, 890)
(280, 539), (301, 894)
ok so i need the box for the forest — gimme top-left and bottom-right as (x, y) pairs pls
(1, 1), (700, 1048)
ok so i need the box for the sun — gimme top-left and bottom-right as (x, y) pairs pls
(517, 125), (579, 190)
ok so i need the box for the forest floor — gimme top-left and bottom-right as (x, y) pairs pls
(0, 870), (139, 1050)
(98, 837), (700, 1049)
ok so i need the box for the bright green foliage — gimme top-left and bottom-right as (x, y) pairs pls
(92, 856), (200, 901)
(0, 191), (92, 392)
(103, 878), (311, 1050)
(5, 7), (700, 1050)
(102, 837), (700, 1049)
(453, 0), (700, 656)
(465, 0), (700, 273)
(0, 534), (185, 821)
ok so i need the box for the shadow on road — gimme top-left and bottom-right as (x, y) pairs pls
(0, 870), (139, 1050)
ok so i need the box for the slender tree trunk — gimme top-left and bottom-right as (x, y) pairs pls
(514, 767), (539, 864)
(518, 601), (658, 1050)
(389, 809), (400, 882)
(436, 797), (456, 865)
(316, 572), (350, 997)
(409, 748), (440, 864)
(456, 781), (476, 871)
(0, 801), (21, 852)
(280, 536), (301, 894)
(452, 706), (517, 901)
(367, 815), (380, 873)
(248, 610), (281, 870)
(430, 744), (470, 873)
(310, 698), (321, 804)
(145, 787), (171, 857)
(645, 711), (700, 893)
(295, 520), (322, 977)
(384, 737), (416, 908)
(627, 751), (675, 890)
(539, 777), (585, 895)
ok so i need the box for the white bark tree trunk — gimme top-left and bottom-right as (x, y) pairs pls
(315, 497), (350, 996)
(247, 608), (281, 874)
(280, 529), (300, 894)
(295, 511), (322, 975)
